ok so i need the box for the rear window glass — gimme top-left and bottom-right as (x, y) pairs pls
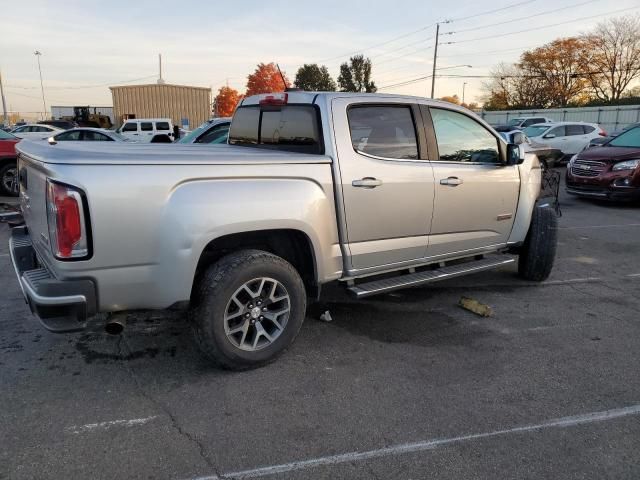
(229, 106), (323, 154)
(156, 122), (170, 131)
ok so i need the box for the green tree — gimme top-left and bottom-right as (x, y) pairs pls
(337, 55), (377, 92)
(294, 64), (337, 91)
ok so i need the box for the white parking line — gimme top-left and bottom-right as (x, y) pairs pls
(65, 416), (159, 434)
(189, 404), (640, 480)
(558, 223), (640, 230)
(627, 273), (640, 278)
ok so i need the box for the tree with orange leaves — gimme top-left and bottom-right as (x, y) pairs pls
(213, 86), (242, 117)
(246, 63), (289, 96)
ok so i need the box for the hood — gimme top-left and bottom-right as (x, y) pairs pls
(576, 146), (640, 163)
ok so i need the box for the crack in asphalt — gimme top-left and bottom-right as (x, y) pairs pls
(116, 335), (221, 478)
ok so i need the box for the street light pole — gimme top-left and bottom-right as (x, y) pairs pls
(34, 51), (47, 120)
(0, 69), (8, 126)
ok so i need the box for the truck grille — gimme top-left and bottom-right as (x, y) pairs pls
(571, 159), (607, 178)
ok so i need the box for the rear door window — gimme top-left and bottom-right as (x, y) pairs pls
(55, 130), (82, 141)
(347, 105), (418, 160)
(83, 131), (112, 141)
(566, 124), (584, 136)
(140, 122), (153, 132)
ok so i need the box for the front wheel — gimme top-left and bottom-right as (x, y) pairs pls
(190, 250), (306, 370)
(518, 207), (558, 281)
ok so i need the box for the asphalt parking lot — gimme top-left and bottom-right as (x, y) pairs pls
(1, 180), (639, 480)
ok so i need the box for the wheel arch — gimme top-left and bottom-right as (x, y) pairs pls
(193, 228), (319, 299)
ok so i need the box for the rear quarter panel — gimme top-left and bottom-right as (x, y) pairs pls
(26, 161), (341, 312)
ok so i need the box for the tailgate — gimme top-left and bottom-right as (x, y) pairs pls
(17, 153), (52, 258)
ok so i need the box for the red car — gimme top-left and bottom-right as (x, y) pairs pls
(0, 129), (20, 196)
(566, 126), (640, 201)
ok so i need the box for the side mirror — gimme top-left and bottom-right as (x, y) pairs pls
(543, 133), (556, 139)
(47, 137), (57, 145)
(506, 143), (525, 165)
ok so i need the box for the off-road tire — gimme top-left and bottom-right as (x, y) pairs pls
(518, 206), (558, 281)
(190, 250), (306, 370)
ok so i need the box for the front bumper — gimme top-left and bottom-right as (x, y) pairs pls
(9, 226), (96, 332)
(565, 182), (640, 201)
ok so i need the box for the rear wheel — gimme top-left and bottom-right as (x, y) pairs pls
(0, 162), (18, 197)
(518, 207), (558, 281)
(190, 250), (306, 370)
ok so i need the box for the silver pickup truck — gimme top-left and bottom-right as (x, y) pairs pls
(8, 91), (557, 369)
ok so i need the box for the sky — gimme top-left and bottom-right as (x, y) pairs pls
(1, 0), (639, 119)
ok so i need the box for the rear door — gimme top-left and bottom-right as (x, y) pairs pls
(332, 98), (435, 273)
(425, 106), (520, 258)
(565, 124), (589, 154)
(140, 122), (154, 141)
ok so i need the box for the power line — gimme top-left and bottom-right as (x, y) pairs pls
(447, 0), (598, 34)
(314, 0), (541, 66)
(6, 74), (157, 91)
(439, 45), (538, 59)
(450, 6), (640, 44)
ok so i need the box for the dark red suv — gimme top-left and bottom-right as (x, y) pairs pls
(0, 129), (20, 196)
(566, 126), (640, 201)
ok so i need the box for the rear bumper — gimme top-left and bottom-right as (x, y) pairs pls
(9, 226), (96, 332)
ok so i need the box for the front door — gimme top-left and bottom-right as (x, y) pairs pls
(425, 107), (520, 259)
(332, 98), (435, 273)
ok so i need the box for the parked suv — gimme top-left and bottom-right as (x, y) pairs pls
(523, 122), (606, 157)
(566, 125), (640, 201)
(116, 118), (174, 143)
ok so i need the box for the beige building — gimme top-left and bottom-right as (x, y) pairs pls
(110, 83), (211, 129)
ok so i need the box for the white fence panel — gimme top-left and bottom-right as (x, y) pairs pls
(480, 105), (640, 133)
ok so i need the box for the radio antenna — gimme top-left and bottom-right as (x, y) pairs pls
(276, 64), (288, 89)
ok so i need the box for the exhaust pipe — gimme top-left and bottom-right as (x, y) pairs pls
(105, 313), (126, 335)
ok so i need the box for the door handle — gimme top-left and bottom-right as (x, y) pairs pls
(440, 176), (463, 187)
(352, 177), (383, 188)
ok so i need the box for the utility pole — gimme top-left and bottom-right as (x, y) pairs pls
(462, 82), (467, 104)
(0, 69), (8, 126)
(430, 23), (440, 99)
(34, 51), (47, 120)
(158, 53), (165, 84)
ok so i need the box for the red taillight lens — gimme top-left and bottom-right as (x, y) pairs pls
(599, 129), (608, 137)
(47, 181), (88, 259)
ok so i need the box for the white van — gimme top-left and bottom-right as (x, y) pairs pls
(116, 118), (174, 143)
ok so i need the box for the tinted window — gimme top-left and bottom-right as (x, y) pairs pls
(229, 106), (322, 154)
(347, 106), (418, 160)
(122, 122), (138, 132)
(523, 118), (543, 127)
(140, 122), (153, 131)
(566, 124), (584, 136)
(196, 124), (230, 144)
(156, 122), (170, 131)
(55, 131), (82, 141)
(583, 125), (595, 134)
(430, 108), (500, 163)
(83, 131), (112, 141)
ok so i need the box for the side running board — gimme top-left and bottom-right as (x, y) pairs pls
(347, 255), (515, 298)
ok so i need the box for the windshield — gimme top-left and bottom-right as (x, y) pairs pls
(507, 118), (523, 126)
(178, 122), (212, 144)
(608, 126), (640, 148)
(523, 125), (549, 138)
(0, 129), (17, 140)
